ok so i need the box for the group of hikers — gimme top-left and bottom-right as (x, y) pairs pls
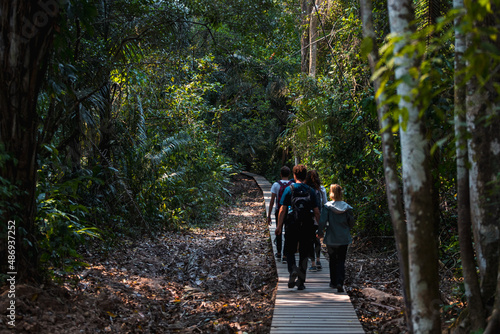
(267, 165), (355, 292)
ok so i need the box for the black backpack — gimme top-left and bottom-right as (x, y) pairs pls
(290, 184), (315, 224)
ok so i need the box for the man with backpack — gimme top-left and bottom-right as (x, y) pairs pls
(276, 164), (320, 290)
(267, 166), (294, 263)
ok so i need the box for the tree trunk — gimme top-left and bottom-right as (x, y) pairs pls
(309, 0), (321, 77)
(359, 0), (412, 330)
(387, 0), (441, 333)
(483, 262), (500, 333)
(453, 0), (486, 330)
(301, 0), (311, 74)
(466, 42), (500, 306)
(0, 1), (59, 281)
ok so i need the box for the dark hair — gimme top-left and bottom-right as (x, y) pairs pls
(292, 164), (307, 181)
(305, 170), (321, 190)
(280, 166), (291, 178)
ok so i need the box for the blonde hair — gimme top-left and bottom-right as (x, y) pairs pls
(329, 184), (343, 201)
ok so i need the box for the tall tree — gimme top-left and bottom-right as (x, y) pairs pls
(301, 0), (312, 73)
(453, 0), (486, 330)
(309, 0), (322, 77)
(0, 1), (60, 280)
(387, 0), (441, 332)
(465, 0), (500, 318)
(359, 0), (412, 330)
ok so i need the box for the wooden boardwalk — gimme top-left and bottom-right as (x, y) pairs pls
(242, 172), (365, 334)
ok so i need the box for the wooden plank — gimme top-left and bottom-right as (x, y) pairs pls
(272, 314), (360, 320)
(274, 299), (353, 305)
(274, 312), (359, 317)
(271, 329), (363, 334)
(271, 317), (361, 322)
(272, 323), (363, 328)
(273, 305), (357, 311)
(241, 172), (365, 334)
(272, 314), (360, 319)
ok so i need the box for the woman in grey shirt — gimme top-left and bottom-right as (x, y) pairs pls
(317, 184), (355, 293)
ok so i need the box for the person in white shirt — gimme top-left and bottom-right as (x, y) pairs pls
(267, 166), (294, 263)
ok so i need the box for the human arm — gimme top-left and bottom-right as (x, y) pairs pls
(267, 193), (276, 225)
(275, 186), (291, 235)
(313, 207), (320, 227)
(317, 208), (328, 238)
(276, 205), (288, 235)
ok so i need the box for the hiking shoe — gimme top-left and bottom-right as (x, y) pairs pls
(288, 270), (298, 288)
(316, 260), (322, 270)
(295, 266), (305, 282)
(308, 265), (317, 272)
(282, 255), (287, 264)
(275, 253), (282, 261)
(337, 284), (344, 293)
(297, 283), (306, 290)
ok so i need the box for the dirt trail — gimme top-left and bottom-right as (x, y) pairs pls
(0, 174), (276, 333)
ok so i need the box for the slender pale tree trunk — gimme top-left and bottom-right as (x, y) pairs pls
(309, 0), (321, 77)
(301, 0), (312, 74)
(387, 1), (441, 332)
(465, 5), (500, 310)
(359, 0), (412, 330)
(453, 0), (486, 331)
(0, 1), (59, 281)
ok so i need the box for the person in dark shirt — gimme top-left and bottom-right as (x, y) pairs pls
(276, 164), (320, 290)
(305, 170), (328, 271)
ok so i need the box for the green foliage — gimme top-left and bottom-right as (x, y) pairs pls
(365, 4), (462, 248)
(415, 0), (452, 31)
(277, 1), (393, 238)
(36, 145), (101, 274)
(460, 1), (500, 91)
(33, 0), (246, 266)
(131, 131), (236, 228)
(26, 0), (487, 280)
(113, 51), (239, 229)
(176, 0), (300, 174)
(374, 17), (455, 128)
(0, 143), (23, 220)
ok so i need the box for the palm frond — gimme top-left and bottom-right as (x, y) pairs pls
(136, 94), (147, 145)
(415, 0), (450, 29)
(295, 114), (329, 143)
(145, 132), (192, 166)
(77, 87), (108, 128)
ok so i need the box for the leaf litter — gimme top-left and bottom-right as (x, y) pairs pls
(0, 174), (461, 333)
(0, 175), (276, 333)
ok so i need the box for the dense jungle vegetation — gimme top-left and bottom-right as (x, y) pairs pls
(1, 0), (500, 333)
